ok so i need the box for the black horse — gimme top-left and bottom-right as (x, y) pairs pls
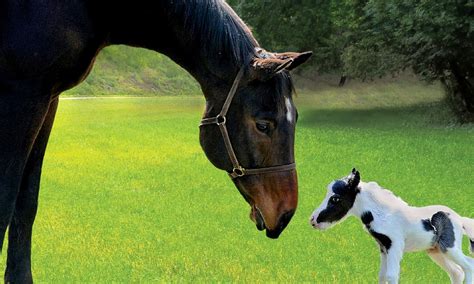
(0, 0), (311, 282)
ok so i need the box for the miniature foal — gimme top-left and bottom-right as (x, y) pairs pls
(310, 169), (474, 284)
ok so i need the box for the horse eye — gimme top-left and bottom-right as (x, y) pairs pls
(256, 121), (269, 132)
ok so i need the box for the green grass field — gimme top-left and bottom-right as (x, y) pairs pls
(1, 80), (472, 282)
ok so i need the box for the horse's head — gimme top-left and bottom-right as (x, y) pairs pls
(310, 168), (361, 230)
(199, 50), (311, 238)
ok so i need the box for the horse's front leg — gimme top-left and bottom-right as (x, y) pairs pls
(4, 98), (58, 284)
(0, 89), (53, 283)
(378, 250), (388, 284)
(384, 243), (404, 284)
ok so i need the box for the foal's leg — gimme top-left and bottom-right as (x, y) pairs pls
(5, 99), (58, 283)
(428, 250), (464, 284)
(443, 230), (474, 284)
(379, 251), (388, 284)
(384, 243), (404, 284)
(445, 249), (474, 284)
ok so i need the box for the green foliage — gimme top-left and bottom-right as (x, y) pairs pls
(229, 0), (338, 73)
(228, 0), (376, 75)
(347, 0), (473, 80)
(345, 0), (474, 121)
(229, 0), (473, 120)
(230, 0), (472, 79)
(2, 86), (471, 282)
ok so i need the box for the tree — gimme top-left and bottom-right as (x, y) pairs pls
(228, 0), (339, 74)
(228, 0), (474, 121)
(343, 0), (474, 122)
(228, 0), (370, 77)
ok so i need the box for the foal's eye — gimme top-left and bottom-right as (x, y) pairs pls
(256, 121), (269, 132)
(330, 196), (341, 204)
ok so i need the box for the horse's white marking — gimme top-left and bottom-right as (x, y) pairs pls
(285, 97), (293, 123)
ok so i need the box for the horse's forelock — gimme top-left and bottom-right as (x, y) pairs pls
(253, 71), (295, 116)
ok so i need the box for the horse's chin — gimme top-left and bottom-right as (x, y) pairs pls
(265, 228), (283, 239)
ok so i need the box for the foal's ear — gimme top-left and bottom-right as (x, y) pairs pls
(348, 168), (360, 190)
(250, 51), (313, 81)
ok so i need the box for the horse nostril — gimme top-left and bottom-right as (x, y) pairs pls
(255, 207), (265, 231)
(280, 210), (295, 228)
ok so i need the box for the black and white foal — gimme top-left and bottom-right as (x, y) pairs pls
(310, 169), (474, 284)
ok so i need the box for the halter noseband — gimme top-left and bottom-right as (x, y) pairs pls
(199, 67), (296, 179)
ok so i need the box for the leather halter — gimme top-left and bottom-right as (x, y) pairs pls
(199, 67), (296, 179)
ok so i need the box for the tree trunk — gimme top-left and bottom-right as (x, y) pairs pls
(441, 63), (474, 123)
(338, 75), (347, 87)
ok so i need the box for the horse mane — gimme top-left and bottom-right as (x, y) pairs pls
(167, 0), (295, 109)
(168, 0), (259, 67)
(362, 181), (409, 208)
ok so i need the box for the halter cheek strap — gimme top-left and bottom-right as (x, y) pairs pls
(199, 67), (296, 179)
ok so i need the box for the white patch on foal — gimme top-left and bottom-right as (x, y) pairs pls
(285, 97), (293, 123)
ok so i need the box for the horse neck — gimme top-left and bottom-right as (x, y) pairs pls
(103, 0), (257, 101)
(350, 182), (408, 218)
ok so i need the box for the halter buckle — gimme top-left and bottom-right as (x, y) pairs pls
(216, 114), (226, 125)
(232, 166), (245, 177)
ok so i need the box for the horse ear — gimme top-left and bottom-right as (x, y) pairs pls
(250, 50), (313, 81)
(273, 51), (313, 71)
(348, 168), (360, 190)
(250, 58), (294, 81)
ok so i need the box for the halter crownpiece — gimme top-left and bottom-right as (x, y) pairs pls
(200, 67), (296, 179)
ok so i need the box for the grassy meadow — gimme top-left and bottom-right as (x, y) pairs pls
(1, 79), (472, 282)
(1, 46), (472, 282)
(63, 46), (200, 97)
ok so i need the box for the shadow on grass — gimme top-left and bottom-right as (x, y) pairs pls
(298, 102), (450, 129)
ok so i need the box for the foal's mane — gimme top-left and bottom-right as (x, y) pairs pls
(168, 0), (259, 67)
(363, 182), (409, 207)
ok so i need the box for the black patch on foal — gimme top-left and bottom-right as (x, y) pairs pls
(370, 231), (392, 253)
(331, 180), (350, 195)
(361, 211), (374, 227)
(431, 211), (455, 252)
(360, 211), (392, 253)
(422, 219), (435, 232)
(316, 180), (359, 224)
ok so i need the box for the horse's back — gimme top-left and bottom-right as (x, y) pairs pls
(0, 0), (106, 93)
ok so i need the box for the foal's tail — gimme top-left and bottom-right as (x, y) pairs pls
(462, 217), (474, 254)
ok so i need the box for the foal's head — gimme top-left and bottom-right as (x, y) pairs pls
(200, 50), (311, 238)
(310, 169), (361, 230)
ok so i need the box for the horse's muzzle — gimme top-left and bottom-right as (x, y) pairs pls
(238, 170), (298, 238)
(265, 210), (295, 239)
